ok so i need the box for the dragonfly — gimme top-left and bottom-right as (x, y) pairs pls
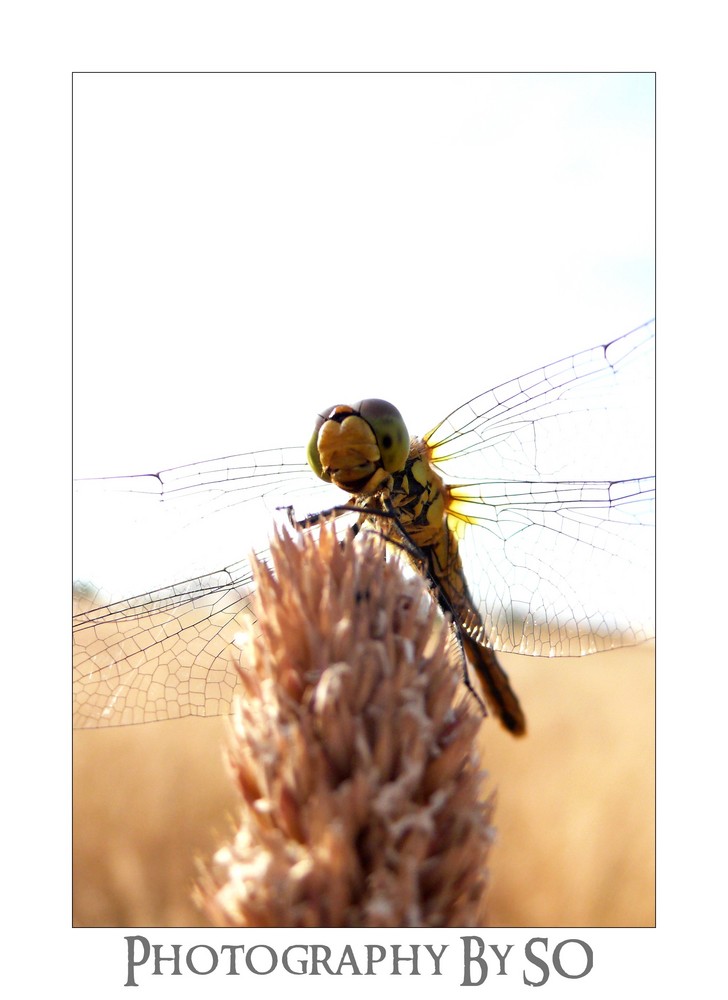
(73, 320), (655, 733)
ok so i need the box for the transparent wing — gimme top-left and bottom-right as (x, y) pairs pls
(444, 476), (654, 656)
(73, 446), (343, 595)
(73, 447), (340, 728)
(73, 559), (256, 728)
(426, 320), (655, 655)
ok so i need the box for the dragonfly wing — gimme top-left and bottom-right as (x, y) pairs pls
(73, 447), (342, 728)
(74, 446), (341, 599)
(73, 558), (261, 728)
(447, 476), (654, 655)
(426, 320), (654, 484)
(426, 321), (655, 655)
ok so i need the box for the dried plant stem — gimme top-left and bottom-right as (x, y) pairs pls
(199, 521), (493, 927)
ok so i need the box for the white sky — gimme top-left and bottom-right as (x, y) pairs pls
(73, 72), (654, 593)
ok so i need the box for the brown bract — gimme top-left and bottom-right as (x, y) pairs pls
(199, 521), (492, 927)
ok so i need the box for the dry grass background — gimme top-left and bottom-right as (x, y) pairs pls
(73, 643), (654, 928)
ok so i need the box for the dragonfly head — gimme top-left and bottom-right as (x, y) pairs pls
(307, 399), (410, 495)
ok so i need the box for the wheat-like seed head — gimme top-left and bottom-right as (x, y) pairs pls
(198, 521), (493, 927)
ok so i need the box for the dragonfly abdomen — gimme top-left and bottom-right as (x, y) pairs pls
(388, 440), (526, 735)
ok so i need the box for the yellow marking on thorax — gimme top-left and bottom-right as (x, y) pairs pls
(379, 436), (483, 636)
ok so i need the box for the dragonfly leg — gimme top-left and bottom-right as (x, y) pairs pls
(278, 502), (363, 529)
(285, 500), (414, 547)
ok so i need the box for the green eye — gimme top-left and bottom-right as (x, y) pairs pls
(306, 408), (333, 481)
(356, 399), (410, 473)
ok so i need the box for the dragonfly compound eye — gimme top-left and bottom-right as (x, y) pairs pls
(306, 407), (336, 482)
(355, 398), (410, 474)
(306, 404), (363, 483)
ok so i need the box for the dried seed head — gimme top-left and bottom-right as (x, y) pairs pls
(198, 521), (493, 927)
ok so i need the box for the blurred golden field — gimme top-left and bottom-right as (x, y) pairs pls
(73, 643), (654, 928)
